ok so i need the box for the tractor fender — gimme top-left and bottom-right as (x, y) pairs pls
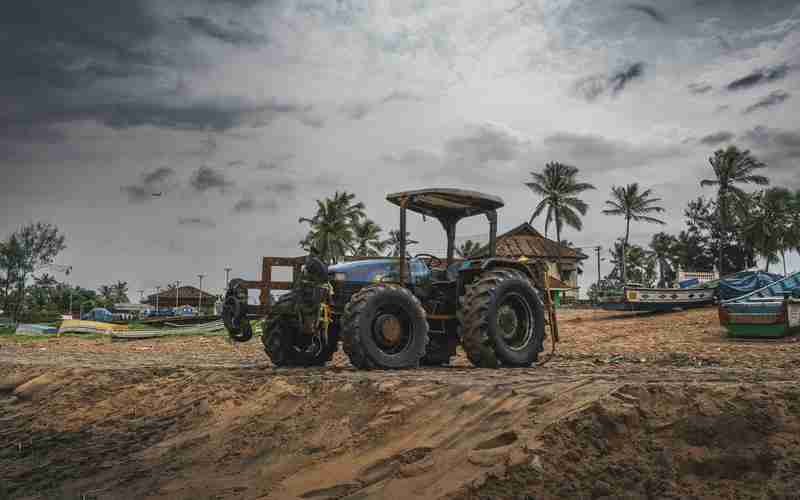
(479, 258), (537, 281)
(478, 258), (550, 293)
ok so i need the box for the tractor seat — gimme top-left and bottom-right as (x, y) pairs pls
(430, 267), (449, 282)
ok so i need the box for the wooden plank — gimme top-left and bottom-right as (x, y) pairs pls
(238, 280), (292, 290)
(261, 257), (272, 309)
(265, 256), (305, 267)
(239, 280), (264, 289)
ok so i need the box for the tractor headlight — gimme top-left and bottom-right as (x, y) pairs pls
(334, 273), (347, 281)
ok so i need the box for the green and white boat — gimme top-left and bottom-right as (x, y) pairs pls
(719, 271), (800, 338)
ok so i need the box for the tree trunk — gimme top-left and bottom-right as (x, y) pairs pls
(555, 213), (562, 281)
(782, 250), (787, 277)
(718, 192), (725, 277)
(12, 272), (26, 321)
(622, 217), (630, 284)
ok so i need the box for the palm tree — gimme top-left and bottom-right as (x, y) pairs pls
(382, 230), (419, 257)
(602, 183), (666, 283)
(112, 280), (129, 303)
(789, 190), (800, 273)
(649, 232), (679, 287)
(740, 188), (792, 273)
(700, 146), (768, 275)
(299, 191), (366, 264)
(525, 162), (596, 244)
(97, 284), (115, 307)
(456, 240), (482, 258)
(352, 219), (385, 257)
(608, 239), (658, 287)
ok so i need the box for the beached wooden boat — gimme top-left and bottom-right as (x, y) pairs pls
(597, 270), (787, 313)
(719, 272), (800, 338)
(598, 285), (716, 312)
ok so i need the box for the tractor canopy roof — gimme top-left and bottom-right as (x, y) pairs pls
(386, 188), (504, 221)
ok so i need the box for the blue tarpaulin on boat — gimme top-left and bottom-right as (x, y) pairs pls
(718, 271), (784, 301)
(679, 278), (700, 288)
(721, 271), (800, 304)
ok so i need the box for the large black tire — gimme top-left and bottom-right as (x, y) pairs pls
(261, 317), (338, 367)
(222, 292), (253, 342)
(342, 284), (429, 369)
(461, 268), (545, 368)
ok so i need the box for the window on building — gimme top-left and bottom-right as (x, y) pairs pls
(560, 270), (573, 283)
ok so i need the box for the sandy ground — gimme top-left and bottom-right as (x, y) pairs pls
(2, 307), (800, 499)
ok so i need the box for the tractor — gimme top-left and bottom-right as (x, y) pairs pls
(222, 188), (558, 369)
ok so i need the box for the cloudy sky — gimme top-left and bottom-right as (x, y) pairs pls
(3, 0), (800, 299)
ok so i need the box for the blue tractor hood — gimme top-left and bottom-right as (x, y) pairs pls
(328, 259), (404, 283)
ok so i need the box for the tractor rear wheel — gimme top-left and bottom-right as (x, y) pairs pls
(342, 284), (428, 369)
(461, 268), (544, 368)
(261, 317), (338, 367)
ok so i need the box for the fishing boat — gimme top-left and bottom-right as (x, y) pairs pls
(597, 283), (716, 312)
(719, 271), (800, 338)
(597, 270), (783, 313)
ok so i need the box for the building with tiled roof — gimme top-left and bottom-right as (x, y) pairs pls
(476, 222), (588, 302)
(144, 286), (217, 310)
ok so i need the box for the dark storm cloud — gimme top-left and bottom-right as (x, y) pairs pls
(232, 196), (278, 214)
(256, 154), (295, 170)
(7, 99), (313, 137)
(340, 103), (371, 120)
(743, 90), (790, 114)
(544, 133), (620, 160)
(0, 0), (303, 141)
(743, 126), (800, 155)
(266, 182), (296, 194)
(541, 131), (684, 170)
(444, 123), (527, 165)
(121, 166), (177, 203)
(182, 16), (267, 46)
(297, 114), (325, 129)
(190, 166), (234, 193)
(1, 0), (161, 99)
(688, 82), (713, 94)
(699, 131), (734, 145)
(380, 91), (424, 104)
(104, 100), (311, 131)
(340, 91), (424, 121)
(574, 62), (646, 101)
(726, 64), (791, 91)
(143, 167), (176, 185)
(177, 217), (217, 228)
(121, 185), (151, 204)
(742, 126), (800, 178)
(609, 62), (645, 94)
(624, 4), (668, 24)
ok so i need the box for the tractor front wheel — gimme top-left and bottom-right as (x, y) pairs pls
(342, 284), (429, 369)
(262, 317), (338, 367)
(461, 269), (544, 368)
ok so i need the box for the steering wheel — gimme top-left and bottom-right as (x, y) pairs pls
(413, 253), (443, 269)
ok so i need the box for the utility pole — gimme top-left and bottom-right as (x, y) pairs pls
(224, 267), (232, 288)
(175, 280), (181, 308)
(155, 286), (161, 315)
(595, 246), (601, 305)
(197, 274), (205, 313)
